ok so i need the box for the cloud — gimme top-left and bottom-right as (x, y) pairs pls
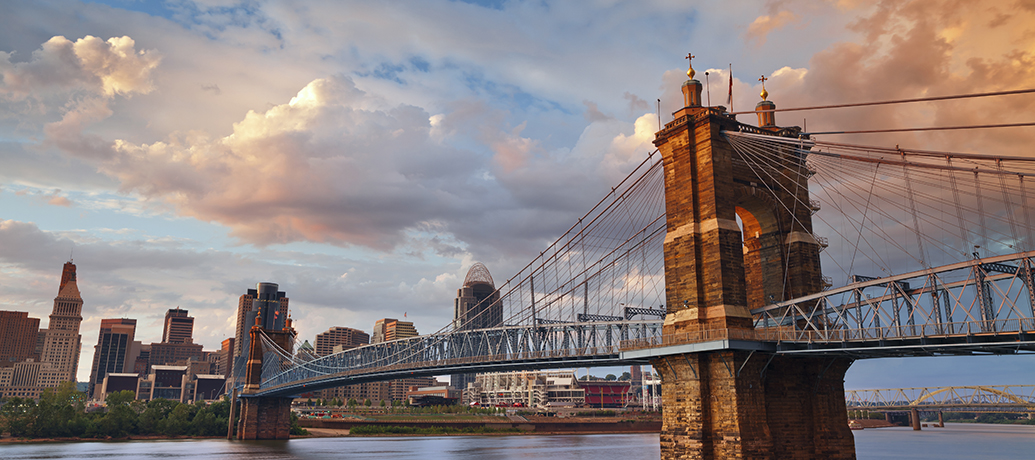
(762, 0), (1035, 157)
(746, 10), (799, 46)
(0, 35), (160, 101)
(45, 190), (73, 207)
(1, 35), (161, 161)
(88, 74), (657, 262)
(0, 218), (474, 383)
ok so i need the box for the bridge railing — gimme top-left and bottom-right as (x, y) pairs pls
(751, 252), (1035, 344)
(620, 317), (1034, 352)
(620, 327), (763, 350)
(257, 320), (664, 395)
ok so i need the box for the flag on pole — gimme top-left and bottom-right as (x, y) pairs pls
(727, 64), (733, 109)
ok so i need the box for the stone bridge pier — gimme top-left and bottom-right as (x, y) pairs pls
(235, 318), (296, 440)
(650, 62), (856, 459)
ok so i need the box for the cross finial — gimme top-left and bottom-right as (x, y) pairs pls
(685, 53), (696, 80)
(759, 74), (769, 101)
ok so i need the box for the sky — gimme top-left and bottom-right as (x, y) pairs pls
(1, 0), (1034, 388)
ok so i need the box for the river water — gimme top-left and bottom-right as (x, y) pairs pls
(2, 424), (1032, 459)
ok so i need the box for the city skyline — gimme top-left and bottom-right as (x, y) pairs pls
(2, 1), (1035, 387)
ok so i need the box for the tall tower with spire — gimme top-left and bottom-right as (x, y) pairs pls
(39, 261), (84, 383)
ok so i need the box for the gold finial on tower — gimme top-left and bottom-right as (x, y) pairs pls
(686, 53), (696, 79)
(759, 75), (769, 101)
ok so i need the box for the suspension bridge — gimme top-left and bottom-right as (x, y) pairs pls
(231, 60), (1035, 458)
(248, 123), (1035, 399)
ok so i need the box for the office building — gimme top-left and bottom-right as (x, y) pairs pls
(371, 318), (418, 343)
(149, 341), (203, 368)
(38, 261), (84, 383)
(0, 261), (84, 398)
(452, 263), (501, 391)
(232, 283), (289, 388)
(0, 360), (63, 399)
(87, 318), (137, 399)
(0, 311), (41, 367)
(162, 308), (194, 343)
(216, 338), (234, 377)
(314, 326), (369, 356)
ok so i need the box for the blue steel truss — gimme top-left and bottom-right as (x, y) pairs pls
(255, 320), (664, 397)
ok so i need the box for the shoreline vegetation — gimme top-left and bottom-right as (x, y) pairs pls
(0, 383), (307, 442)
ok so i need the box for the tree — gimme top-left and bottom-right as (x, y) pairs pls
(363, 398), (372, 407)
(604, 374), (617, 381)
(138, 398), (178, 434)
(620, 372), (632, 381)
(1, 397), (35, 437)
(96, 390), (139, 437)
(379, 400), (386, 408)
(347, 398), (358, 408)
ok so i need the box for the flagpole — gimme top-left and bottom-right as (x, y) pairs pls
(705, 72), (711, 107)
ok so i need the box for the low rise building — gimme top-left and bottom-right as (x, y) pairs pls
(407, 385), (460, 406)
(466, 370), (585, 408)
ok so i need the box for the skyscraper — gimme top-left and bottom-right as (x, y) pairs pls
(452, 263), (502, 391)
(162, 308), (194, 343)
(372, 318), (418, 344)
(87, 318), (137, 398)
(233, 283), (289, 359)
(0, 311), (41, 367)
(231, 282), (289, 389)
(314, 327), (369, 356)
(216, 337), (234, 377)
(453, 263), (502, 331)
(39, 261), (84, 383)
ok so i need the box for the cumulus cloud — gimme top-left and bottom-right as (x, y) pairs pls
(0, 35), (159, 101)
(761, 0), (1035, 157)
(0, 35), (160, 159)
(91, 74), (657, 260)
(105, 75), (477, 249)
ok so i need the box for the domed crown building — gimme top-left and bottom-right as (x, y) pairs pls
(452, 263), (502, 393)
(453, 263), (502, 331)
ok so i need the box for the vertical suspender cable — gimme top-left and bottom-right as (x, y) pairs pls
(901, 149), (928, 267)
(1020, 176), (1035, 252)
(946, 157), (970, 257)
(974, 170), (988, 256)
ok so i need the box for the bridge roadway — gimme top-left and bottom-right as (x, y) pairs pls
(253, 252), (1035, 398)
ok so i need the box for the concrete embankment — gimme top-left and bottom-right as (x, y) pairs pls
(299, 417), (661, 435)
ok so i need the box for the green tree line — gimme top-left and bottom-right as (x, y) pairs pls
(0, 382), (306, 439)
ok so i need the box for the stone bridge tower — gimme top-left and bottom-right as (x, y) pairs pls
(651, 57), (855, 459)
(233, 309), (296, 440)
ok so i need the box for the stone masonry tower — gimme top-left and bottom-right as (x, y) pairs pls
(40, 261), (84, 383)
(235, 297), (297, 440)
(650, 56), (855, 459)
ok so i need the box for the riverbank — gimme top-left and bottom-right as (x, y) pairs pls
(299, 414), (662, 435)
(848, 419), (897, 428)
(0, 434), (225, 444)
